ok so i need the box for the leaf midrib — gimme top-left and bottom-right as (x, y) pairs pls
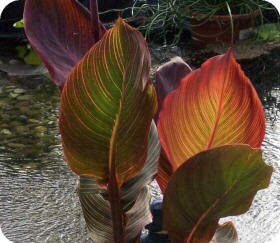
(206, 59), (230, 149)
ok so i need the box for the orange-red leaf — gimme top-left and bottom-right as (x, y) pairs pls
(158, 49), (265, 169)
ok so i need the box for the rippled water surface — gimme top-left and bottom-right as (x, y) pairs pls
(0, 48), (280, 243)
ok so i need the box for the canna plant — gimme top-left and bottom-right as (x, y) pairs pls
(23, 0), (272, 242)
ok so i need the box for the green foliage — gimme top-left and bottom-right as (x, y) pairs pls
(255, 23), (280, 42)
(16, 45), (42, 65)
(133, 0), (274, 44)
(13, 19), (24, 28)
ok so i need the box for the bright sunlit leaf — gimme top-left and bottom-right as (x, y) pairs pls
(158, 49), (265, 170)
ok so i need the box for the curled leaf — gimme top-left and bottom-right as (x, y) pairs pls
(155, 56), (192, 122)
(78, 122), (161, 242)
(24, 0), (106, 88)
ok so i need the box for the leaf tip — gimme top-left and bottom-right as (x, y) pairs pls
(115, 16), (136, 32)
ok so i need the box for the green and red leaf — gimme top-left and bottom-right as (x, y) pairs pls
(60, 18), (156, 184)
(158, 49), (265, 170)
(163, 145), (272, 243)
(59, 19), (158, 241)
(78, 122), (161, 242)
(24, 0), (106, 89)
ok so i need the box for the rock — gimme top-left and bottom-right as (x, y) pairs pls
(21, 148), (38, 157)
(23, 162), (37, 170)
(15, 125), (28, 134)
(17, 95), (33, 101)
(26, 110), (40, 116)
(3, 104), (13, 111)
(5, 85), (16, 89)
(34, 126), (47, 133)
(14, 88), (26, 94)
(9, 92), (20, 98)
(1, 114), (10, 122)
(8, 143), (25, 149)
(0, 129), (12, 135)
(15, 101), (30, 108)
(0, 100), (6, 108)
(19, 106), (31, 114)
(0, 123), (9, 129)
(34, 132), (44, 138)
(18, 115), (28, 123)
(28, 119), (40, 124)
(11, 164), (21, 171)
(9, 121), (22, 127)
(8, 59), (20, 65)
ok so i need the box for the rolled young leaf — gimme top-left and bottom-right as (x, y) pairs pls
(79, 179), (151, 243)
(59, 18), (157, 242)
(163, 145), (272, 243)
(158, 49), (265, 170)
(78, 122), (161, 242)
(24, 0), (106, 89)
(155, 56), (192, 122)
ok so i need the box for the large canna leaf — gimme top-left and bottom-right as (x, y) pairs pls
(60, 18), (156, 184)
(163, 145), (272, 243)
(157, 49), (265, 170)
(78, 122), (161, 242)
(59, 19), (157, 241)
(24, 0), (106, 89)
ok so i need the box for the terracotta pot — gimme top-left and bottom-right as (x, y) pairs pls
(191, 9), (260, 45)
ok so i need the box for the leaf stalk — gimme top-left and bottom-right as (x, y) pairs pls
(90, 0), (101, 40)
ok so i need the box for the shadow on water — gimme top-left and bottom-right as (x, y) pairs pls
(0, 46), (279, 242)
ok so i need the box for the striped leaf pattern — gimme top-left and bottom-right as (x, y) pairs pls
(163, 145), (272, 243)
(154, 57), (192, 192)
(59, 19), (158, 242)
(158, 49), (265, 169)
(78, 122), (160, 242)
(24, 0), (106, 88)
(60, 18), (157, 185)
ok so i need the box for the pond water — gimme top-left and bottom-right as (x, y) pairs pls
(0, 47), (279, 243)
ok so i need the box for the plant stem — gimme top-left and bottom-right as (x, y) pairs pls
(108, 174), (125, 243)
(90, 0), (100, 40)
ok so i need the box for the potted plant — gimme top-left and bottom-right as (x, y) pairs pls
(133, 0), (274, 45)
(189, 0), (273, 44)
